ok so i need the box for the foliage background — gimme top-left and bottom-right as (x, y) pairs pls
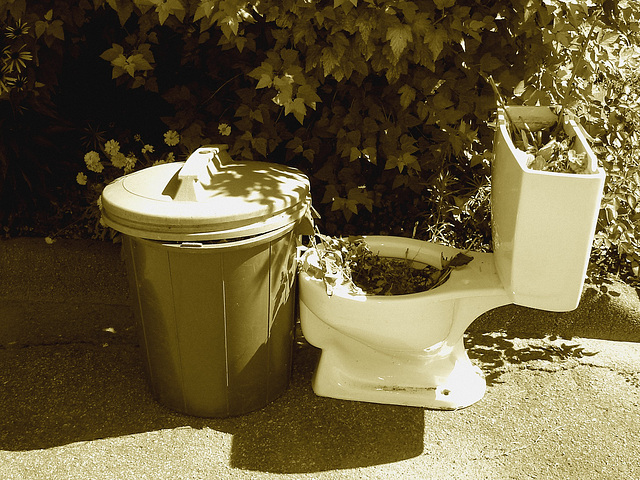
(0, 0), (639, 279)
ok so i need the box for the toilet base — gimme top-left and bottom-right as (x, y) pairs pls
(309, 332), (486, 410)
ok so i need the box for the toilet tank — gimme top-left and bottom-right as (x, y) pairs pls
(491, 107), (605, 312)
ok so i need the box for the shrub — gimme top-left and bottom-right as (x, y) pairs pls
(0, 0), (639, 281)
(591, 71), (640, 280)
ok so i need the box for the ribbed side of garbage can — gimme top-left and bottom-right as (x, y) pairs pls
(122, 224), (297, 417)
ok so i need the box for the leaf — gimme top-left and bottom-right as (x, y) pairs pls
(221, 15), (239, 37)
(514, 80), (526, 96)
(273, 75), (295, 106)
(287, 137), (304, 154)
(124, 61), (136, 77)
(345, 199), (359, 215)
(330, 197), (354, 220)
(110, 55), (129, 78)
(157, 7), (169, 25)
(348, 187), (373, 212)
(417, 101), (430, 121)
(321, 47), (340, 77)
(131, 76), (146, 88)
(129, 53), (153, 71)
(7, 0), (26, 19)
(402, 152), (420, 171)
(35, 20), (47, 39)
(386, 24), (413, 58)
(468, 19), (485, 31)
(194, 0), (217, 21)
(298, 83), (322, 109)
(399, 84), (416, 109)
(424, 25), (448, 60)
(350, 146), (361, 162)
(49, 20), (64, 40)
(156, 0), (185, 25)
(285, 97), (307, 124)
(256, 74), (272, 89)
(385, 152), (419, 173)
(385, 155), (403, 172)
(249, 63), (274, 84)
(252, 136), (268, 156)
(444, 252), (474, 268)
(321, 184), (340, 204)
(303, 149), (315, 162)
(433, 0), (455, 9)
(399, 1), (418, 21)
(356, 16), (373, 44)
(433, 91), (454, 110)
(480, 53), (503, 72)
(107, 0), (134, 25)
(100, 44), (124, 62)
(251, 109), (264, 123)
(600, 31), (619, 48)
(361, 146), (377, 164)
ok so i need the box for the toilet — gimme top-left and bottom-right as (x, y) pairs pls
(299, 107), (606, 410)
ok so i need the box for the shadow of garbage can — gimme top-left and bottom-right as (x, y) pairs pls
(100, 146), (312, 417)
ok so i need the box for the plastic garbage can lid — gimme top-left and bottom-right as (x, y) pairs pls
(100, 145), (311, 241)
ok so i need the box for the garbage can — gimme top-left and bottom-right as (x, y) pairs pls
(100, 146), (311, 417)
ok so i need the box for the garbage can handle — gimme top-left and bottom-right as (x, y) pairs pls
(174, 145), (228, 201)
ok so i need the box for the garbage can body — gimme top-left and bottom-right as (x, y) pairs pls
(101, 146), (311, 417)
(123, 225), (297, 417)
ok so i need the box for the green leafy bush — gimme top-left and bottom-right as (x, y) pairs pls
(0, 0), (639, 281)
(591, 71), (640, 280)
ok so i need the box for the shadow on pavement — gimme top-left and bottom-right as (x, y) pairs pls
(0, 343), (424, 473)
(0, 344), (218, 451)
(228, 346), (425, 473)
(468, 285), (640, 343)
(465, 331), (599, 386)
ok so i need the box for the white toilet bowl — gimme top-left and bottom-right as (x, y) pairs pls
(299, 106), (605, 410)
(299, 237), (511, 409)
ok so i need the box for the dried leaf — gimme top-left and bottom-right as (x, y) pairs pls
(445, 252), (474, 268)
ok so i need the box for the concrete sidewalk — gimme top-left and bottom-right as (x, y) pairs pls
(1, 237), (639, 480)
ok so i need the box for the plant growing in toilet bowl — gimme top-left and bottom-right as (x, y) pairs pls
(299, 231), (473, 297)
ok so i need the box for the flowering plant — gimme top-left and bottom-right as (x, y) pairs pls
(72, 129), (185, 239)
(0, 18), (37, 98)
(76, 130), (180, 186)
(73, 119), (234, 240)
